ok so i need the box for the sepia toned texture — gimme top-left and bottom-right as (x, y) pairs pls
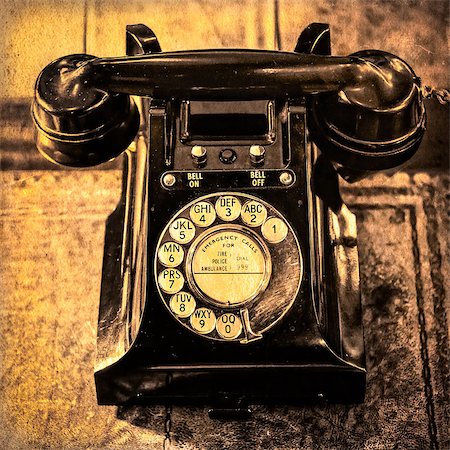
(0, 0), (449, 449)
(0, 170), (448, 449)
(0, 0), (448, 98)
(0, 0), (448, 169)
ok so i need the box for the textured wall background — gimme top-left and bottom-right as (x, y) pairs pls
(0, 0), (448, 169)
(0, 0), (448, 98)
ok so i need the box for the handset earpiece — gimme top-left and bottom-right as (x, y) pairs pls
(306, 50), (426, 181)
(32, 54), (139, 167)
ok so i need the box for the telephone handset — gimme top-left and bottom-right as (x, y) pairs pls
(32, 23), (425, 409)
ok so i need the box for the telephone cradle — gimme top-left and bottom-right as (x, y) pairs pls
(32, 23), (426, 415)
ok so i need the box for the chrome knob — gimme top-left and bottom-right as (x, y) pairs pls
(191, 145), (207, 167)
(249, 145), (265, 166)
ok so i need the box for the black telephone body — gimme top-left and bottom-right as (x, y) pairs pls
(32, 23), (426, 412)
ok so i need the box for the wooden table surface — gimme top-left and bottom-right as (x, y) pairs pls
(0, 169), (448, 449)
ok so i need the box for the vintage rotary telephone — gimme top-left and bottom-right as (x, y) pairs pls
(32, 23), (425, 415)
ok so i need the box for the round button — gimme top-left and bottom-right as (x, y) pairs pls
(191, 145), (207, 166)
(279, 171), (294, 186)
(219, 148), (237, 164)
(190, 201), (216, 227)
(241, 200), (267, 227)
(215, 196), (241, 221)
(162, 173), (176, 187)
(169, 218), (196, 244)
(158, 241), (184, 267)
(170, 291), (196, 318)
(188, 226), (271, 306)
(249, 145), (265, 166)
(190, 308), (216, 334)
(261, 217), (288, 244)
(216, 313), (243, 340)
(158, 268), (184, 294)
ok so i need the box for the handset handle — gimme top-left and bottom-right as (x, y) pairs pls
(36, 50), (417, 109)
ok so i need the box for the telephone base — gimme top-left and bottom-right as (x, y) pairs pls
(95, 364), (365, 406)
(94, 109), (366, 407)
(208, 407), (253, 421)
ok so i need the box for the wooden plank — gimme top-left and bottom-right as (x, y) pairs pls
(0, 0), (86, 99)
(0, 0), (447, 96)
(0, 170), (448, 448)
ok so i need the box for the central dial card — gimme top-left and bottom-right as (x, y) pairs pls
(154, 192), (303, 343)
(187, 225), (271, 307)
